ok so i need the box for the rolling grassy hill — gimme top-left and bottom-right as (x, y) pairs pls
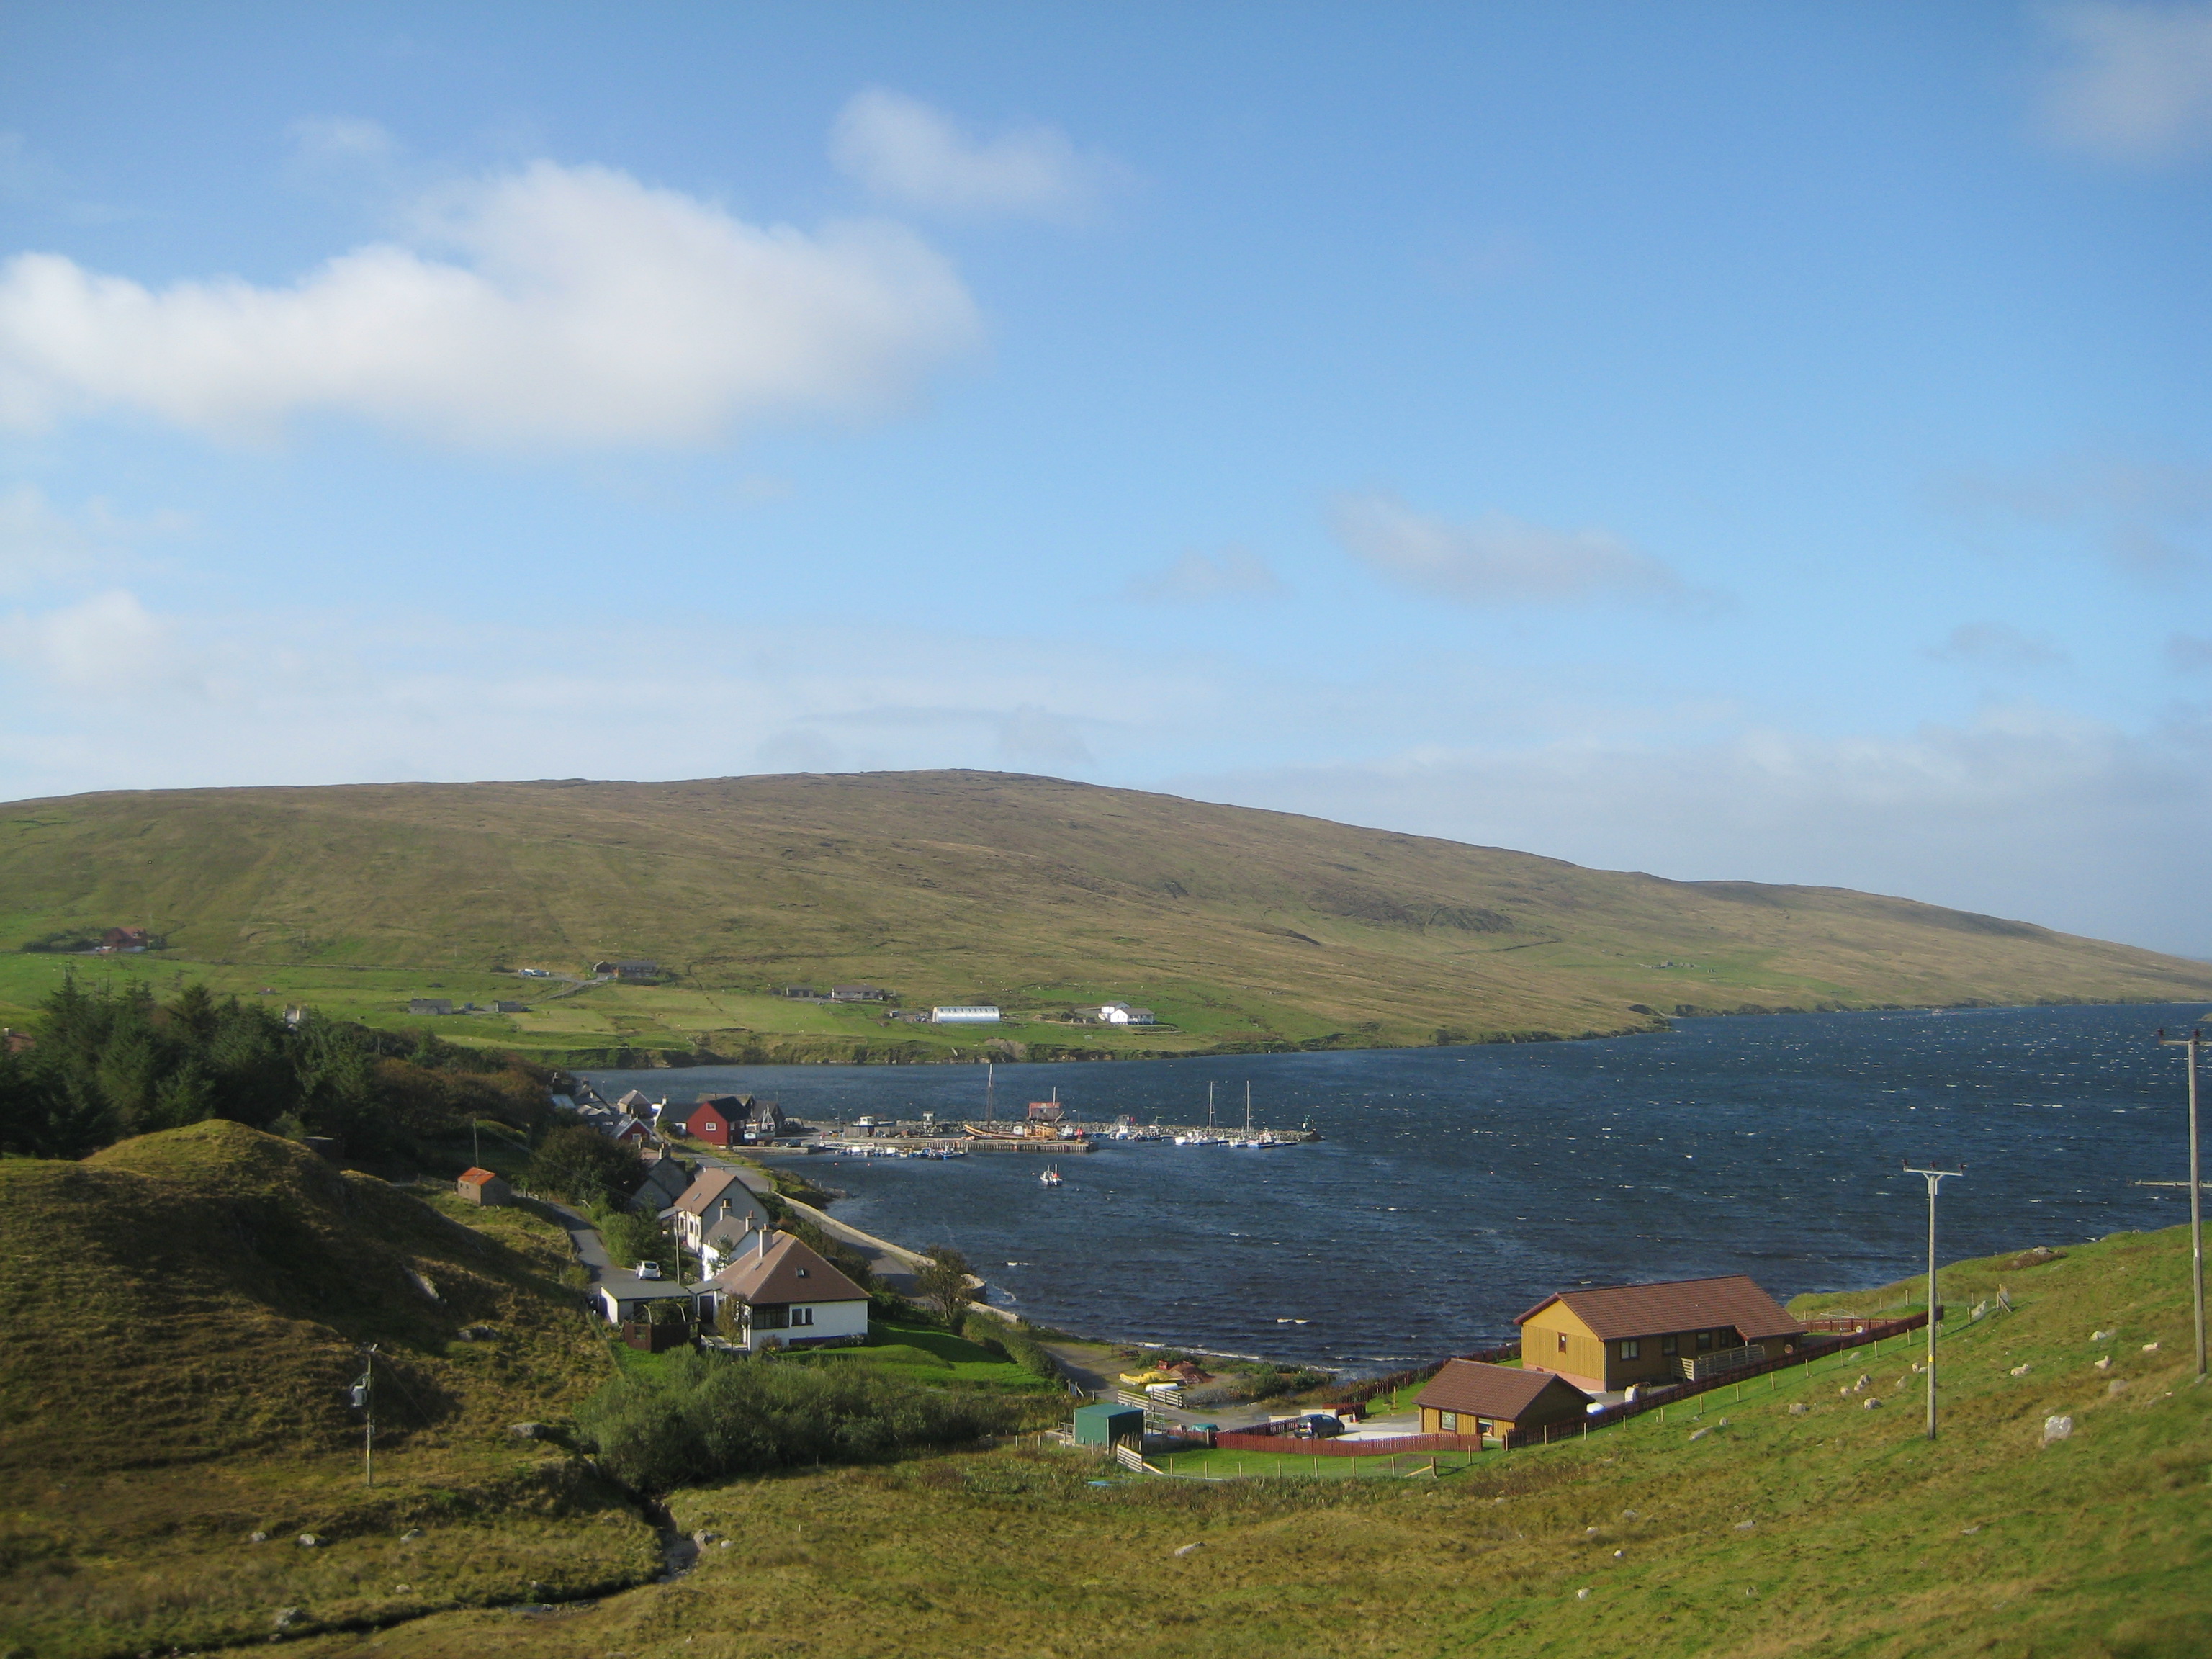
(4, 770), (2208, 1063)
(0, 1121), (660, 1658)
(264, 1223), (2212, 1659)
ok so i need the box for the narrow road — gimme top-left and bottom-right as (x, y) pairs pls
(540, 1199), (612, 1280)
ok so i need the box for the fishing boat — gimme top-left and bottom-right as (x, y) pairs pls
(1039, 1165), (1063, 1187)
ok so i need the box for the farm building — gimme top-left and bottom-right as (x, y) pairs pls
(408, 998), (454, 1015)
(456, 1166), (512, 1205)
(1516, 1274), (1807, 1394)
(1098, 1002), (1156, 1025)
(933, 1004), (1001, 1023)
(1414, 1360), (1591, 1442)
(592, 960), (659, 981)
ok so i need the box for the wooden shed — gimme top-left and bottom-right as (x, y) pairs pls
(1414, 1360), (1591, 1444)
(457, 1166), (512, 1206)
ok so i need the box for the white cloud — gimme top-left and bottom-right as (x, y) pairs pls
(1327, 491), (1694, 606)
(1933, 452), (2211, 575)
(0, 484), (188, 594)
(830, 89), (1125, 222)
(1125, 546), (1288, 603)
(1926, 622), (2070, 672)
(2040, 3), (2212, 162)
(0, 161), (983, 449)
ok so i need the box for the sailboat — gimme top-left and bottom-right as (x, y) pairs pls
(1039, 1164), (1063, 1187)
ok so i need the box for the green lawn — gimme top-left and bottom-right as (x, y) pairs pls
(784, 1318), (1059, 1390)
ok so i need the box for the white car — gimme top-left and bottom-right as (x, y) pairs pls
(634, 1262), (664, 1280)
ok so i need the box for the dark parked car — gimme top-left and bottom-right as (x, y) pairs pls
(1286, 1413), (1346, 1439)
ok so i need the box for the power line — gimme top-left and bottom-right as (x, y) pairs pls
(2153, 1028), (2206, 1381)
(1901, 1162), (1964, 1442)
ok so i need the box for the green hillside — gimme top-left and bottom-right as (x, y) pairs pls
(272, 1223), (2212, 1659)
(0, 1121), (660, 1658)
(4, 770), (2208, 1063)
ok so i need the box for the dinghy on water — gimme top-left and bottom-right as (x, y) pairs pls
(1039, 1165), (1063, 1187)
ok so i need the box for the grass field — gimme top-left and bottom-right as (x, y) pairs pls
(783, 1318), (1061, 1392)
(0, 1123), (662, 1659)
(6, 770), (2208, 1061)
(225, 1220), (2212, 1659)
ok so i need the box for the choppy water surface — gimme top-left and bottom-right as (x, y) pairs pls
(586, 1003), (2211, 1370)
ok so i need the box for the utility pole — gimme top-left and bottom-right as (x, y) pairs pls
(350, 1344), (379, 1487)
(2154, 1028), (2206, 1380)
(1902, 1164), (1964, 1441)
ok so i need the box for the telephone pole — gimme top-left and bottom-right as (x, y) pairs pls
(2154, 1028), (2206, 1380)
(1902, 1163), (1964, 1441)
(350, 1344), (379, 1487)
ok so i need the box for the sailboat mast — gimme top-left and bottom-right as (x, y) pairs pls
(1207, 1082), (1215, 1131)
(1245, 1081), (1251, 1134)
(985, 1060), (994, 1125)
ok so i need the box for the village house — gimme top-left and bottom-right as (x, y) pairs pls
(607, 1114), (652, 1146)
(1415, 1359), (1593, 1443)
(591, 960), (660, 981)
(1098, 1002), (1156, 1025)
(828, 985), (891, 1002)
(661, 1097), (734, 1147)
(628, 1156), (693, 1215)
(660, 1094), (789, 1148)
(1515, 1274), (1807, 1395)
(668, 1168), (770, 1254)
(700, 1230), (870, 1352)
(102, 927), (151, 951)
(697, 1208), (774, 1274)
(456, 1166), (511, 1205)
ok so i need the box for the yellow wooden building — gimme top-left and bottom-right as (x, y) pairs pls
(1514, 1274), (1806, 1394)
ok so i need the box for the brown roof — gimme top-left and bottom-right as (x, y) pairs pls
(1416, 1360), (1590, 1421)
(706, 1231), (868, 1307)
(458, 1167), (500, 1185)
(673, 1167), (745, 1217)
(1516, 1274), (1804, 1342)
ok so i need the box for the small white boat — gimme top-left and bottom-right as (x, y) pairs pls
(1040, 1165), (1063, 1187)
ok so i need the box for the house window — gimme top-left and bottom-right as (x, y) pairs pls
(791, 1306), (814, 1327)
(1662, 1335), (1678, 1356)
(1439, 1411), (1458, 1431)
(1557, 1332), (1568, 1353)
(1696, 1330), (1714, 1352)
(1619, 1339), (1640, 1360)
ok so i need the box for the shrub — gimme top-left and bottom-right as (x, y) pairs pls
(523, 1124), (644, 1205)
(576, 1349), (1016, 1491)
(961, 1313), (1062, 1384)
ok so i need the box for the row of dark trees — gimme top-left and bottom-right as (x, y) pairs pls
(0, 976), (556, 1160)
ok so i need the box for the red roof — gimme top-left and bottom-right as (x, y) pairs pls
(706, 1231), (868, 1307)
(458, 1167), (500, 1185)
(1416, 1360), (1590, 1421)
(1515, 1274), (1804, 1342)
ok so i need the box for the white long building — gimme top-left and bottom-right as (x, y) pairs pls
(932, 1004), (1002, 1023)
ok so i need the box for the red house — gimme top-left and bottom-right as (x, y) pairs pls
(671, 1097), (734, 1148)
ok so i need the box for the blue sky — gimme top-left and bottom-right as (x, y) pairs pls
(2, 4), (2209, 954)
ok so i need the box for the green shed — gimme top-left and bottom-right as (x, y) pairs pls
(1072, 1403), (1145, 1447)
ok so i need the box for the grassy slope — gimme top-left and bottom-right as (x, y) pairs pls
(0, 1123), (660, 1658)
(264, 1223), (2211, 1659)
(3, 770), (2208, 1060)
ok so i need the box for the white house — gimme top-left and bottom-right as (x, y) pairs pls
(667, 1168), (770, 1254)
(932, 1004), (1002, 1024)
(697, 1210), (770, 1275)
(701, 1231), (871, 1352)
(1098, 1002), (1156, 1025)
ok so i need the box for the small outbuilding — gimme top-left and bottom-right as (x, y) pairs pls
(1072, 1403), (1146, 1447)
(457, 1166), (512, 1206)
(1414, 1360), (1592, 1443)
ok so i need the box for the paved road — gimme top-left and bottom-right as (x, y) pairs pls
(541, 1199), (612, 1280)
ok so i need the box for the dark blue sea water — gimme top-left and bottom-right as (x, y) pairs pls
(584, 1002), (2211, 1371)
